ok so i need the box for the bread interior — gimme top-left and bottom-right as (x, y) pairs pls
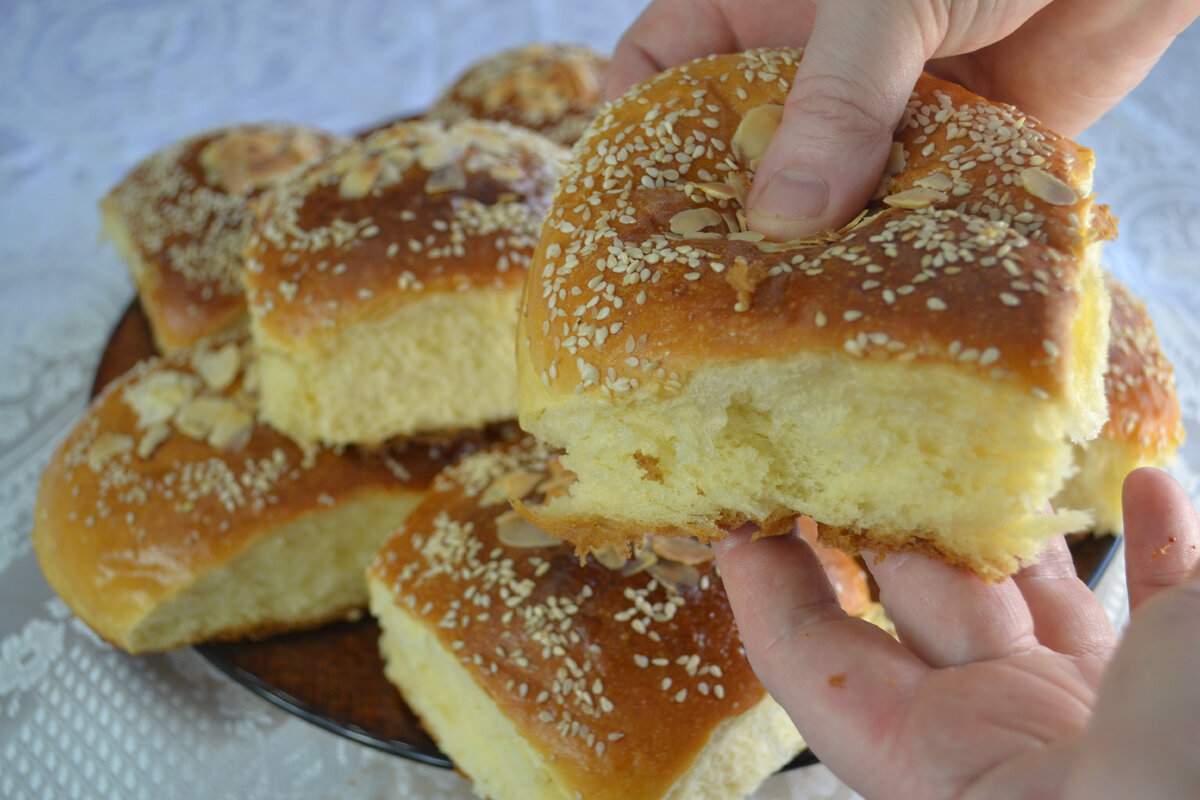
(1053, 437), (1145, 536)
(127, 490), (421, 651)
(535, 355), (1092, 578)
(258, 288), (521, 445)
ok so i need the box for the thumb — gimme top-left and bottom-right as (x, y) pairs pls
(746, 2), (931, 241)
(1063, 470), (1200, 799)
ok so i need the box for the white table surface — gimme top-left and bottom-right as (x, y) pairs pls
(2, 2), (1198, 798)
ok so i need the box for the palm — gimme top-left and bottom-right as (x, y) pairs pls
(879, 650), (1105, 798)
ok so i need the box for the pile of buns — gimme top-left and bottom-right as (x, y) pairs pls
(34, 41), (1183, 800)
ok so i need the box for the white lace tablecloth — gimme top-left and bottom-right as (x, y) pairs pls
(2, 3), (1198, 798)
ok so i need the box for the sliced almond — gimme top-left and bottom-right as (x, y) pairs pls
(695, 182), (737, 201)
(872, 142), (909, 200)
(669, 207), (723, 236)
(735, 208), (749, 233)
(287, 131), (327, 165)
(123, 370), (201, 428)
(424, 164), (467, 194)
(481, 470), (544, 507)
(727, 230), (765, 243)
(487, 162), (525, 183)
(507, 470), (547, 501)
(339, 155), (382, 199)
(621, 547), (658, 576)
(87, 432), (134, 472)
(375, 158), (403, 187)
(1019, 167), (1077, 206)
(191, 343), (242, 392)
(173, 395), (233, 441)
(883, 187), (948, 209)
(648, 535), (714, 566)
(836, 208), (874, 237)
(648, 560), (702, 590)
(199, 129), (321, 195)
(727, 174), (750, 207)
(382, 147), (415, 176)
(914, 172), (954, 192)
(732, 104), (784, 166)
(240, 359), (261, 396)
(590, 546), (628, 571)
(206, 402), (254, 452)
(136, 423), (171, 460)
(417, 139), (464, 172)
(495, 510), (562, 549)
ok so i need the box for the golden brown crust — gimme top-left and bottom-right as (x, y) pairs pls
(31, 332), (515, 651)
(518, 48), (1104, 404)
(100, 124), (341, 351)
(369, 437), (867, 798)
(515, 501), (803, 559)
(427, 44), (609, 145)
(243, 119), (567, 348)
(815, 524), (988, 578)
(1100, 273), (1184, 454)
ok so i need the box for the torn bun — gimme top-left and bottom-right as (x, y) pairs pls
(515, 48), (1115, 580)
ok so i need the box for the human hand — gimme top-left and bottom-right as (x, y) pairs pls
(607, 0), (1199, 241)
(712, 467), (1200, 799)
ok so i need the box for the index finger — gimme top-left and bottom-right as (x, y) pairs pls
(606, 0), (741, 100)
(605, 0), (818, 100)
(713, 527), (927, 775)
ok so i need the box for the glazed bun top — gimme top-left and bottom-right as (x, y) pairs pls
(517, 48), (1115, 435)
(427, 43), (610, 145)
(368, 435), (853, 797)
(244, 119), (568, 348)
(101, 123), (341, 350)
(1101, 273), (1185, 454)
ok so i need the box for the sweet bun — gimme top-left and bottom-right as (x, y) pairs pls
(100, 124), (341, 351)
(1053, 273), (1185, 534)
(426, 43), (609, 145)
(367, 436), (885, 800)
(244, 119), (567, 447)
(32, 332), (509, 653)
(515, 48), (1115, 581)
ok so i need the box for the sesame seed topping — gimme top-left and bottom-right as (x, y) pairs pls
(372, 437), (765, 768)
(520, 47), (1097, 423)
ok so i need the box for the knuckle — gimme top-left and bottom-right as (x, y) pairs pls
(784, 73), (897, 146)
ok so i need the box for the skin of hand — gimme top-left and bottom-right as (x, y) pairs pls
(606, 0), (1200, 241)
(712, 467), (1200, 800)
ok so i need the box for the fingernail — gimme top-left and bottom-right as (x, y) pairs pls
(752, 168), (828, 221)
